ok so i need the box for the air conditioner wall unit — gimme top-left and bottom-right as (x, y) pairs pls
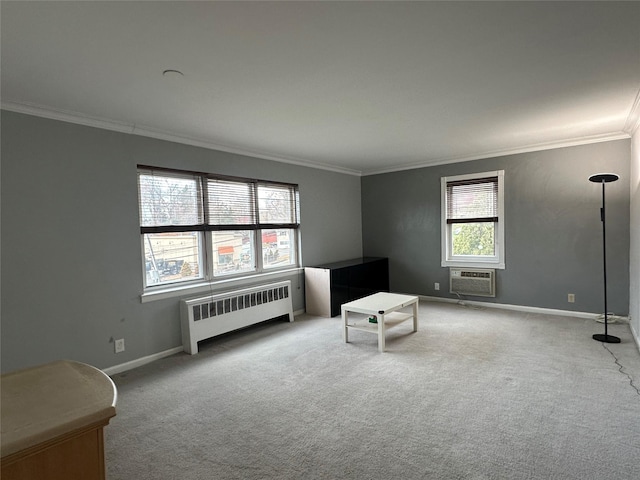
(449, 268), (496, 297)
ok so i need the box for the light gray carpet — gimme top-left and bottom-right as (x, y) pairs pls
(105, 301), (640, 480)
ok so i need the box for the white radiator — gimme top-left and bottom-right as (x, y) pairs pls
(180, 280), (294, 354)
(449, 268), (496, 297)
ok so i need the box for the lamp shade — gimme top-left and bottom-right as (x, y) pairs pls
(589, 173), (619, 183)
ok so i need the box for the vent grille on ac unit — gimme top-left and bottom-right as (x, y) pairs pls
(449, 268), (495, 297)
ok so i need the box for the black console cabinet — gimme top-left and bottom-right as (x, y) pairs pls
(304, 257), (389, 317)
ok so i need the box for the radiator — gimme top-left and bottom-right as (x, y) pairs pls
(180, 280), (294, 354)
(449, 268), (496, 297)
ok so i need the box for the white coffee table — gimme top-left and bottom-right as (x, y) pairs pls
(341, 292), (419, 352)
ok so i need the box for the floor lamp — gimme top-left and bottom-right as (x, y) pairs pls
(589, 173), (620, 344)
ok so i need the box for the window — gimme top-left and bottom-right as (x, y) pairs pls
(138, 167), (300, 289)
(441, 170), (504, 269)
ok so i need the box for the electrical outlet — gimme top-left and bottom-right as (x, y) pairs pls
(115, 338), (125, 353)
(434, 282), (440, 291)
(568, 294), (575, 303)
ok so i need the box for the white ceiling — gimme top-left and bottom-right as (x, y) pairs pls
(2, 1), (639, 175)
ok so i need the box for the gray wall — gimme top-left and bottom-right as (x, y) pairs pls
(1, 111), (363, 373)
(630, 131), (639, 345)
(362, 140), (631, 315)
(2, 110), (635, 374)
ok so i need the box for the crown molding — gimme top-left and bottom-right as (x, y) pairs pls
(3, 100), (632, 178)
(362, 131), (631, 176)
(623, 87), (640, 136)
(129, 123), (362, 176)
(1, 100), (135, 134)
(0, 101), (362, 177)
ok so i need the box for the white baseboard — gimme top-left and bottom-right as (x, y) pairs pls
(631, 322), (640, 354)
(103, 310), (304, 376)
(419, 295), (609, 320)
(102, 346), (184, 376)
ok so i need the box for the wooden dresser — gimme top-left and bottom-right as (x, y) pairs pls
(1, 360), (117, 480)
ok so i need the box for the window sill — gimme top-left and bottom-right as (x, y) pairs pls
(140, 267), (303, 303)
(441, 260), (505, 270)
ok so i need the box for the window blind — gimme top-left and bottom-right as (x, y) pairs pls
(138, 167), (299, 233)
(138, 169), (204, 231)
(257, 183), (298, 225)
(207, 179), (256, 226)
(446, 176), (498, 224)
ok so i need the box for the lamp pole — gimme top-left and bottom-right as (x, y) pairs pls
(589, 173), (620, 344)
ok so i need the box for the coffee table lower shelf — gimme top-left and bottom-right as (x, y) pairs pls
(345, 312), (414, 333)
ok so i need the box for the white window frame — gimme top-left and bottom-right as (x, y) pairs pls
(138, 167), (301, 294)
(441, 170), (505, 269)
